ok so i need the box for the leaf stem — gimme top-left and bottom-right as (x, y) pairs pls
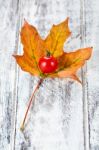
(20, 78), (43, 131)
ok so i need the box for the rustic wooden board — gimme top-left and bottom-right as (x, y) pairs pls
(0, 0), (20, 149)
(13, 0), (84, 150)
(0, 0), (98, 150)
(84, 0), (99, 149)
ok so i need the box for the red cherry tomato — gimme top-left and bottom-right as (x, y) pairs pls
(39, 56), (58, 73)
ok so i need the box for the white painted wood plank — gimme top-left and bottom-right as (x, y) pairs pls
(80, 0), (90, 150)
(14, 0), (85, 150)
(84, 0), (99, 149)
(0, 0), (19, 149)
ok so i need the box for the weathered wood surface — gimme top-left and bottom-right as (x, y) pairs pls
(85, 0), (99, 149)
(0, 0), (98, 150)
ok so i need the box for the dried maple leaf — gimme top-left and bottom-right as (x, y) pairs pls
(44, 18), (71, 57)
(13, 18), (92, 83)
(49, 47), (92, 83)
(13, 18), (93, 130)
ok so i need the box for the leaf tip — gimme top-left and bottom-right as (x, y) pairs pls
(70, 74), (82, 84)
(12, 54), (16, 58)
(63, 17), (70, 25)
(91, 46), (93, 51)
(87, 46), (93, 59)
(90, 46), (93, 53)
(24, 18), (29, 27)
(66, 17), (69, 22)
(12, 54), (19, 59)
(90, 46), (93, 51)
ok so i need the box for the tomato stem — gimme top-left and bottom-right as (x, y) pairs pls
(20, 78), (43, 131)
(46, 50), (51, 57)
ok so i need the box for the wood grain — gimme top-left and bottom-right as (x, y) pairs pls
(84, 0), (99, 149)
(13, 0), (84, 150)
(0, 0), (98, 150)
(0, 0), (20, 149)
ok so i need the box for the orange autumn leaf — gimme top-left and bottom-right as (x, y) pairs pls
(13, 18), (92, 83)
(57, 47), (92, 82)
(20, 21), (46, 61)
(13, 53), (39, 75)
(14, 21), (46, 76)
(44, 18), (71, 57)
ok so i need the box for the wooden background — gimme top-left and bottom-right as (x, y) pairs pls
(0, 0), (99, 150)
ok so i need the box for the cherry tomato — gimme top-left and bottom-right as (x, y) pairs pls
(38, 56), (58, 73)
